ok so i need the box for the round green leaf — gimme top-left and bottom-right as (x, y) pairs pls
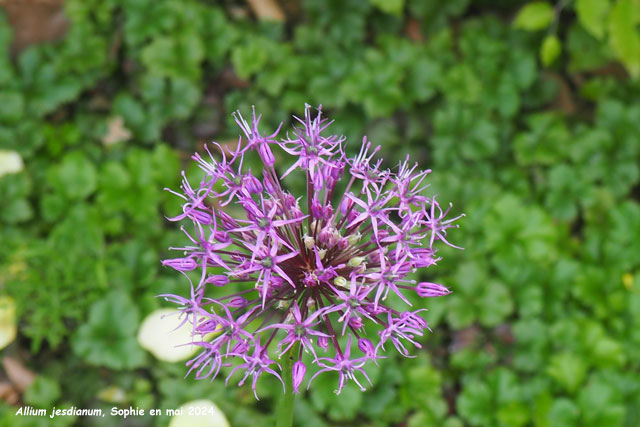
(49, 151), (98, 200)
(71, 291), (145, 370)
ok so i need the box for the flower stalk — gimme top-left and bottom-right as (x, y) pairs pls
(275, 342), (300, 427)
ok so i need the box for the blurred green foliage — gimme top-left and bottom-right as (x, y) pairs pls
(1, 0), (640, 426)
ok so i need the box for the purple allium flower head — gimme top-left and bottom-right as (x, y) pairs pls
(162, 105), (463, 396)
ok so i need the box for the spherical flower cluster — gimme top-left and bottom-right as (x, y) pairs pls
(162, 105), (463, 397)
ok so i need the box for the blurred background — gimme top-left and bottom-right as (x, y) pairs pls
(1, 0), (640, 426)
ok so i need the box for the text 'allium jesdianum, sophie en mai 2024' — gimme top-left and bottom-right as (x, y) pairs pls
(161, 105), (463, 398)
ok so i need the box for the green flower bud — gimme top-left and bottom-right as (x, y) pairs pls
(347, 256), (365, 267)
(303, 234), (315, 249)
(347, 232), (362, 246)
(333, 276), (348, 288)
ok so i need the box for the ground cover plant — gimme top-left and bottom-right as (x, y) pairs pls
(0, 0), (639, 426)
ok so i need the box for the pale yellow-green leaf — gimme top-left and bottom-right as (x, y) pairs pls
(514, 2), (555, 31)
(608, 0), (640, 77)
(137, 308), (220, 362)
(0, 297), (17, 350)
(169, 400), (230, 427)
(576, 0), (611, 39)
(540, 34), (562, 66)
(96, 386), (127, 404)
(0, 150), (24, 178)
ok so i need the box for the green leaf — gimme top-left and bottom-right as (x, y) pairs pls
(548, 398), (580, 427)
(497, 401), (529, 427)
(496, 77), (520, 118)
(532, 392), (553, 427)
(71, 290), (146, 370)
(406, 57), (440, 102)
(310, 370), (362, 421)
(540, 34), (561, 66)
(360, 374), (400, 420)
(341, 48), (405, 117)
(100, 161), (131, 192)
(166, 77), (200, 120)
(608, 0), (640, 77)
(578, 379), (625, 427)
(514, 2), (555, 31)
(511, 49), (537, 89)
(513, 112), (571, 166)
(478, 282), (513, 327)
(48, 151), (97, 200)
(516, 286), (544, 318)
(566, 23), (613, 72)
(106, 240), (158, 292)
(0, 198), (32, 224)
(140, 33), (204, 80)
(230, 38), (272, 79)
(202, 8), (236, 62)
(457, 380), (493, 426)
(408, 411), (438, 427)
(513, 319), (547, 347)
(113, 93), (146, 136)
(576, 0), (611, 39)
(151, 144), (180, 186)
(546, 352), (587, 393)
(446, 295), (476, 329)
(0, 92), (25, 123)
(581, 322), (626, 367)
(490, 368), (522, 405)
(24, 376), (61, 407)
(401, 359), (445, 415)
(370, 0), (404, 15)
(326, 384), (363, 422)
(443, 417), (465, 427)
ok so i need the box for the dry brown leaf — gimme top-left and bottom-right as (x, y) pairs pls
(2, 357), (35, 393)
(0, 381), (19, 405)
(0, 0), (64, 4)
(405, 17), (423, 42)
(494, 323), (515, 345)
(279, 0), (301, 18)
(220, 67), (250, 89)
(448, 325), (481, 353)
(102, 116), (132, 146)
(246, 0), (285, 22)
(0, 0), (68, 54)
(217, 139), (241, 154)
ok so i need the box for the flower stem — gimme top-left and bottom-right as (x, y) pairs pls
(275, 342), (299, 427)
